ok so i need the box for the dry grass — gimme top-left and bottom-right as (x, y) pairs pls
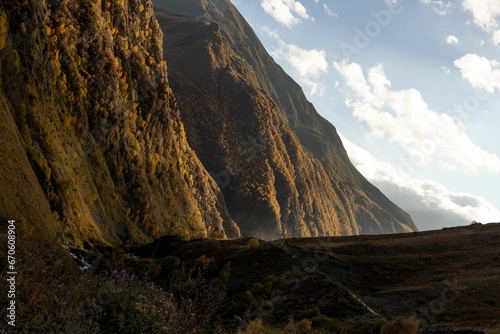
(380, 317), (419, 334)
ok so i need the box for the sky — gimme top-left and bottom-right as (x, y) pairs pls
(230, 0), (500, 231)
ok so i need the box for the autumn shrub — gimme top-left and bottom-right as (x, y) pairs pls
(380, 316), (419, 334)
(283, 318), (314, 334)
(240, 318), (263, 334)
(247, 236), (260, 249)
(297, 319), (313, 333)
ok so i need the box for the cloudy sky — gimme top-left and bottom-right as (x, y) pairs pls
(231, 0), (500, 231)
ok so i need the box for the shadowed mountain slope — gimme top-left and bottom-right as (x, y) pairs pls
(153, 0), (417, 237)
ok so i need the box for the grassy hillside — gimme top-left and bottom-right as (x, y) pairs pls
(132, 223), (500, 333)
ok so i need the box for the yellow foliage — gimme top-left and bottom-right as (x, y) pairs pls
(178, 229), (190, 241)
(246, 237), (260, 249)
(151, 225), (160, 238)
(297, 319), (312, 334)
(195, 254), (212, 267)
(0, 11), (7, 51)
(283, 322), (295, 334)
(63, 115), (73, 127)
(57, 23), (66, 35)
(243, 318), (262, 334)
(87, 194), (98, 203)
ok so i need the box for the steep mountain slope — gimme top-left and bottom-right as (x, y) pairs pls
(153, 0), (417, 237)
(0, 76), (59, 246)
(0, 0), (239, 247)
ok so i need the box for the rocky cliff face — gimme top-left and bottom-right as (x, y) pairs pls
(153, 0), (417, 237)
(0, 0), (415, 249)
(0, 0), (239, 247)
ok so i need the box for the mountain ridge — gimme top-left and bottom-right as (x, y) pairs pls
(153, 0), (416, 237)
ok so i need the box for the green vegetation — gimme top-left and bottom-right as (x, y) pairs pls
(59, 179), (72, 193)
(310, 314), (347, 332)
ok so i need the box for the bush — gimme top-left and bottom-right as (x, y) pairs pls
(297, 319), (312, 333)
(167, 265), (226, 332)
(0, 234), (226, 333)
(311, 314), (347, 332)
(380, 317), (419, 334)
(243, 318), (263, 334)
(247, 237), (260, 249)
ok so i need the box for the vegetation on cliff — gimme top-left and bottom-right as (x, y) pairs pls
(0, 0), (239, 248)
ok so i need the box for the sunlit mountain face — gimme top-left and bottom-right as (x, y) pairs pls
(231, 0), (500, 230)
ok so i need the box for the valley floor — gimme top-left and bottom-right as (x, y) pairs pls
(131, 222), (500, 333)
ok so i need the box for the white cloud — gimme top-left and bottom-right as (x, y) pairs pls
(493, 29), (500, 45)
(271, 39), (329, 95)
(446, 35), (459, 44)
(440, 65), (452, 75)
(420, 0), (454, 15)
(462, 0), (500, 32)
(462, 0), (500, 43)
(340, 135), (500, 230)
(334, 61), (500, 174)
(260, 0), (310, 27)
(454, 54), (500, 94)
(323, 4), (337, 17)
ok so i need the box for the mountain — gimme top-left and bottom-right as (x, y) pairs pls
(0, 0), (414, 250)
(1, 2), (496, 333)
(152, 0), (417, 237)
(0, 0), (239, 248)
